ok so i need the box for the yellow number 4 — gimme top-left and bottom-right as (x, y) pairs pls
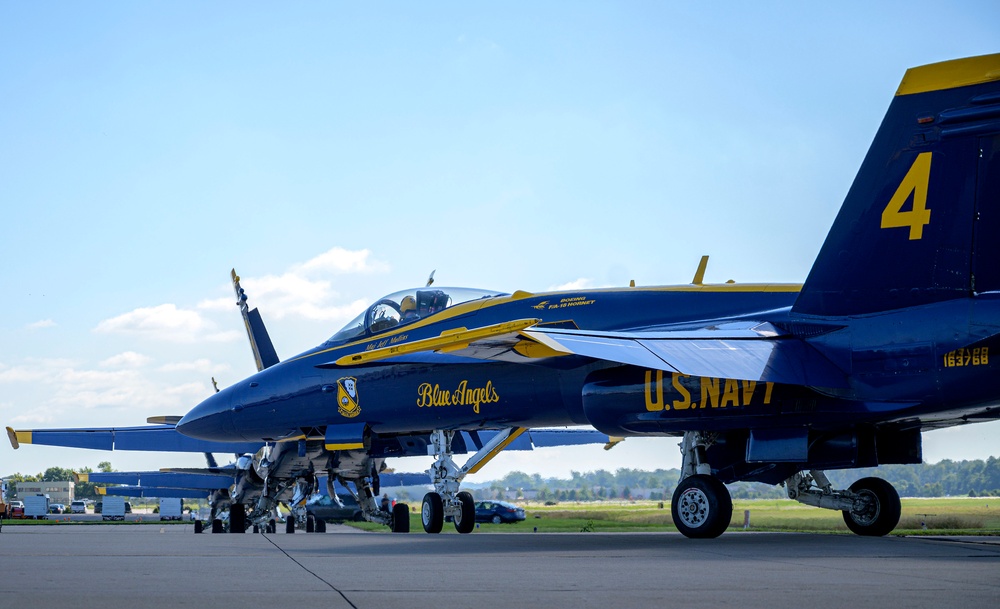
(881, 152), (932, 240)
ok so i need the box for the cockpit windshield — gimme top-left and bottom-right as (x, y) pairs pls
(326, 287), (507, 344)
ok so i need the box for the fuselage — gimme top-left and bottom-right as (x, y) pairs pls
(177, 285), (800, 442)
(176, 284), (1000, 445)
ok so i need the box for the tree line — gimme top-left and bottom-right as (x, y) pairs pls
(470, 457), (1000, 501)
(6, 457), (1000, 502)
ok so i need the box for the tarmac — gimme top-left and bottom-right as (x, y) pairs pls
(0, 524), (998, 608)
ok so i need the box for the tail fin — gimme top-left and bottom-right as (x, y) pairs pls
(231, 269), (280, 371)
(794, 53), (1000, 317)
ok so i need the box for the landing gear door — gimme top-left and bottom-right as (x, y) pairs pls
(972, 135), (1000, 294)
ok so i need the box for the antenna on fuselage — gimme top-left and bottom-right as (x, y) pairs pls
(691, 256), (709, 285)
(426, 270), (436, 287)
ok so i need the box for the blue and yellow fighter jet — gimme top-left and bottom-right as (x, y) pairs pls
(10, 53), (1000, 538)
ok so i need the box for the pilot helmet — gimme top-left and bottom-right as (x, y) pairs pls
(400, 295), (416, 314)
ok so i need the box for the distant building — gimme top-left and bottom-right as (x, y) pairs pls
(15, 481), (74, 504)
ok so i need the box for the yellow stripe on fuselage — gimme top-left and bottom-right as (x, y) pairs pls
(896, 53), (1000, 96)
(291, 283), (802, 365)
(325, 442), (365, 451)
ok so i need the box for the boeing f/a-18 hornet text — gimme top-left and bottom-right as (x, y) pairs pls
(10, 53), (1000, 538)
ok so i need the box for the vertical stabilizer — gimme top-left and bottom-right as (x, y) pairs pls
(794, 54), (1000, 317)
(231, 269), (280, 371)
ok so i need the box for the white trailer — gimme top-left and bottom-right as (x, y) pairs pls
(159, 498), (183, 521)
(101, 496), (127, 521)
(23, 494), (49, 519)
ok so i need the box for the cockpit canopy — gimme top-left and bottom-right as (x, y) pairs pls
(327, 287), (507, 344)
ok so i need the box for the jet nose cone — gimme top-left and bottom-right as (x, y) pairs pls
(176, 388), (237, 441)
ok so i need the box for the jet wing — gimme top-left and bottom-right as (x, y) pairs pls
(523, 325), (848, 388)
(78, 471), (236, 489)
(7, 424), (264, 454)
(100, 486), (211, 499)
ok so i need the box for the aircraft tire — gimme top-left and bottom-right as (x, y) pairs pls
(392, 502), (410, 533)
(267, 519), (276, 534)
(230, 504), (246, 534)
(671, 474), (732, 539)
(285, 518), (295, 534)
(842, 477), (901, 536)
(194, 520), (203, 534)
(306, 514), (315, 533)
(212, 519), (224, 534)
(316, 518), (326, 533)
(454, 491), (475, 534)
(421, 492), (444, 534)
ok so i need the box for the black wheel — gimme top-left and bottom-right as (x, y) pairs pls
(421, 492), (444, 534)
(454, 491), (476, 534)
(212, 519), (224, 534)
(671, 474), (733, 539)
(267, 519), (276, 534)
(252, 524), (260, 534)
(229, 504), (246, 534)
(194, 520), (203, 534)
(391, 502), (410, 533)
(842, 477), (901, 536)
(285, 517), (295, 534)
(491, 515), (502, 525)
(316, 518), (326, 533)
(306, 514), (315, 533)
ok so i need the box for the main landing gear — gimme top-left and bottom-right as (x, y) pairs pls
(669, 431), (902, 539)
(421, 428), (524, 534)
(785, 471), (901, 536)
(671, 432), (733, 538)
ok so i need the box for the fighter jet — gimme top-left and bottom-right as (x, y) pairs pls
(12, 53), (1000, 538)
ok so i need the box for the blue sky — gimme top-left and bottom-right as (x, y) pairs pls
(2, 2), (999, 480)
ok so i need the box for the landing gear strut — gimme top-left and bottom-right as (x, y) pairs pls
(422, 428), (525, 534)
(671, 432), (732, 538)
(784, 471), (901, 536)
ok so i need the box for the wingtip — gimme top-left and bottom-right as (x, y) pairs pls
(603, 436), (625, 451)
(7, 426), (21, 450)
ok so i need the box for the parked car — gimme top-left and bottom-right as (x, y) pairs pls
(10, 501), (25, 518)
(70, 500), (87, 514)
(475, 500), (526, 524)
(94, 501), (101, 514)
(49, 503), (66, 514)
(305, 494), (363, 523)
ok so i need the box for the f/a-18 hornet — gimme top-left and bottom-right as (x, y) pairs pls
(12, 53), (1000, 537)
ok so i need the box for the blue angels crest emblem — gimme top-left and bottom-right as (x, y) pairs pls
(337, 377), (360, 418)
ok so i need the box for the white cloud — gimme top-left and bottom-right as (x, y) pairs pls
(197, 297), (233, 312)
(235, 247), (386, 322)
(548, 278), (597, 291)
(294, 246), (390, 276)
(93, 304), (238, 343)
(27, 319), (56, 330)
(100, 352), (151, 368)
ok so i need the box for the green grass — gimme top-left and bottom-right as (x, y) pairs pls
(345, 497), (1000, 534)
